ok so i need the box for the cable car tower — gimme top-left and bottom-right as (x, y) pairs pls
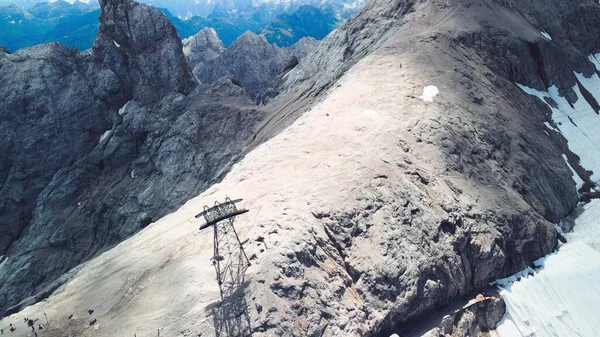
(196, 197), (251, 299)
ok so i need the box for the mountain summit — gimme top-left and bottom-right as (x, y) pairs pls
(187, 29), (318, 103)
(0, 0), (264, 317)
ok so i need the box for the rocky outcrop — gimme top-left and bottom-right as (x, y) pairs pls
(0, 0), (263, 316)
(420, 297), (506, 337)
(90, 0), (197, 104)
(276, 0), (600, 222)
(284, 36), (318, 60)
(183, 27), (224, 73)
(189, 31), (318, 103)
(0, 42), (109, 274)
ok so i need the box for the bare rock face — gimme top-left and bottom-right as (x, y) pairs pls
(243, 0), (598, 334)
(90, 0), (197, 104)
(422, 297), (506, 337)
(276, 0), (599, 224)
(0, 0), (263, 316)
(183, 27), (224, 74)
(283, 36), (319, 60)
(190, 31), (318, 103)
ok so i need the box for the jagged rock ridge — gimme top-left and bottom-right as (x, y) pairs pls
(182, 27), (224, 74)
(0, 0), (266, 316)
(186, 29), (319, 103)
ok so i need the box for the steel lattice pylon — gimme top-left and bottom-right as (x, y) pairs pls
(196, 197), (251, 299)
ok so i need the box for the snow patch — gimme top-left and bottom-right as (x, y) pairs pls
(540, 29), (552, 40)
(113, 40), (120, 48)
(575, 71), (600, 99)
(362, 109), (377, 115)
(420, 85), (439, 102)
(562, 154), (584, 192)
(118, 101), (131, 116)
(490, 265), (537, 287)
(99, 130), (112, 143)
(495, 241), (600, 337)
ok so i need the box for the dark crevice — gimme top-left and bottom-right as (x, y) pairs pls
(322, 224), (361, 283)
(576, 79), (600, 114)
(527, 42), (548, 88)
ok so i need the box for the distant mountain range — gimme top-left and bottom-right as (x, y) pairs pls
(0, 1), (99, 51)
(0, 0), (365, 52)
(137, 0), (366, 20)
(260, 5), (337, 47)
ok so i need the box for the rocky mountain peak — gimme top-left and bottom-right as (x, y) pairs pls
(92, 0), (197, 104)
(183, 27), (224, 72)
(3, 0), (600, 335)
(28, 0), (96, 18)
(235, 30), (268, 44)
(0, 3), (22, 15)
(0, 0), (242, 317)
(190, 29), (318, 103)
(184, 27), (223, 51)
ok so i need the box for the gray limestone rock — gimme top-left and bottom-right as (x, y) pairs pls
(183, 27), (225, 74)
(238, 0), (599, 334)
(190, 31), (319, 103)
(90, 0), (197, 105)
(422, 297), (506, 337)
(0, 0), (263, 316)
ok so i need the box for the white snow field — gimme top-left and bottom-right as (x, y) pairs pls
(564, 199), (600, 252)
(494, 65), (600, 337)
(494, 314), (524, 336)
(494, 241), (600, 337)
